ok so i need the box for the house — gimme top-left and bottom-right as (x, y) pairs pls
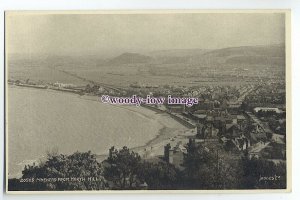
(196, 123), (219, 139)
(225, 123), (241, 139)
(228, 103), (241, 114)
(249, 131), (267, 145)
(237, 115), (246, 123)
(164, 142), (187, 170)
(254, 107), (283, 114)
(248, 141), (270, 159)
(196, 100), (214, 110)
(261, 142), (286, 159)
(206, 116), (214, 123)
(203, 125), (219, 138)
(192, 114), (207, 123)
(220, 99), (229, 110)
(213, 116), (226, 130)
(196, 124), (204, 137)
(225, 115), (234, 124)
(236, 115), (246, 129)
(232, 136), (250, 151)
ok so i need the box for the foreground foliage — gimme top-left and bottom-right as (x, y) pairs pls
(9, 144), (286, 191)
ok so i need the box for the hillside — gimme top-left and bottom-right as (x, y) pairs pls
(200, 44), (285, 66)
(204, 44), (285, 58)
(148, 49), (209, 58)
(105, 53), (153, 65)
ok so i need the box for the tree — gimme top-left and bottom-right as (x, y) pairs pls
(137, 161), (179, 189)
(181, 139), (216, 189)
(104, 146), (142, 189)
(240, 152), (286, 189)
(181, 139), (243, 189)
(19, 151), (107, 191)
(224, 140), (234, 151)
(183, 139), (214, 173)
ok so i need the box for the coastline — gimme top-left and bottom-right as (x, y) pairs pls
(7, 85), (191, 177)
(77, 94), (191, 161)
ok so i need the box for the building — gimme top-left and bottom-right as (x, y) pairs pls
(232, 136), (250, 151)
(54, 82), (76, 88)
(197, 123), (219, 139)
(225, 123), (241, 139)
(164, 142), (187, 170)
(192, 114), (207, 123)
(253, 107), (283, 114)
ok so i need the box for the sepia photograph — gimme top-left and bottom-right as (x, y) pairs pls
(5, 10), (291, 193)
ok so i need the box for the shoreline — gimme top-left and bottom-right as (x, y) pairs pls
(7, 85), (191, 177)
(76, 94), (191, 161)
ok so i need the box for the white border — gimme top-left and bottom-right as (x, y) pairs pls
(4, 9), (292, 195)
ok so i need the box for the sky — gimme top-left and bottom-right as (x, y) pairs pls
(6, 12), (286, 57)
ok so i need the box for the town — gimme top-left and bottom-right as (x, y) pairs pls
(8, 75), (286, 190)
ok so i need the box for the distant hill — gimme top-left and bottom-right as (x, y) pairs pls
(145, 44), (285, 66)
(204, 44), (284, 57)
(201, 44), (285, 66)
(105, 53), (153, 65)
(10, 44), (285, 69)
(148, 49), (209, 58)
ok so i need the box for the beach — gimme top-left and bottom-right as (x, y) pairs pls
(7, 86), (188, 178)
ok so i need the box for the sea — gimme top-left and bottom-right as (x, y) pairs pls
(7, 86), (185, 178)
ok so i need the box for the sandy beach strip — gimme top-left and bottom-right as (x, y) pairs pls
(78, 94), (191, 160)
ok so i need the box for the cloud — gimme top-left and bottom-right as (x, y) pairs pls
(6, 12), (285, 56)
